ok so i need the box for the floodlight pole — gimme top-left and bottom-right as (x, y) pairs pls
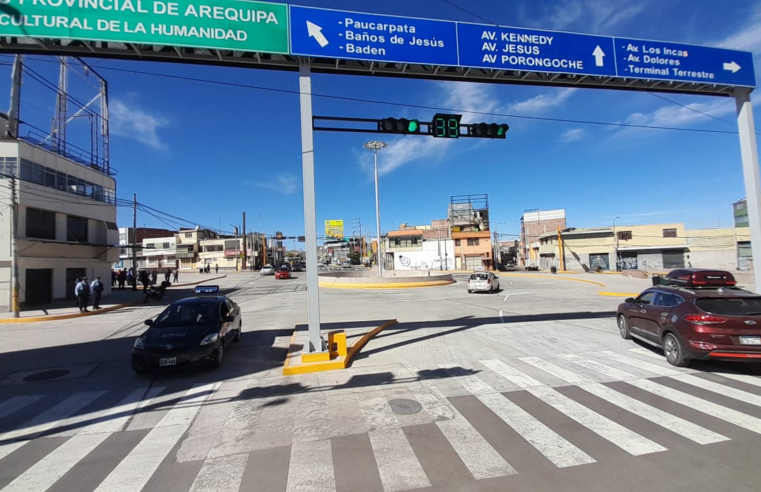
(298, 58), (324, 354)
(735, 88), (761, 294)
(364, 141), (387, 277)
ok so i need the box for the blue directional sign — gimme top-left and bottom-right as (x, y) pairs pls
(615, 37), (756, 87)
(458, 23), (617, 77)
(287, 6), (755, 88)
(290, 6), (459, 66)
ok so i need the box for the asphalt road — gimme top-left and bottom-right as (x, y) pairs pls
(1, 272), (761, 492)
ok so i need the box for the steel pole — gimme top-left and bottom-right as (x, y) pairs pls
(10, 177), (18, 317)
(735, 89), (761, 294)
(298, 58), (323, 353)
(374, 149), (382, 277)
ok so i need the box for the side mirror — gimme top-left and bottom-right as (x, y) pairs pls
(625, 298), (635, 304)
(144, 319), (154, 326)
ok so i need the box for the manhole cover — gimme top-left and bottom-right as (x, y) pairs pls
(388, 398), (422, 415)
(23, 369), (71, 382)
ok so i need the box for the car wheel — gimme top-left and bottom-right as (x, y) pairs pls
(617, 315), (632, 340)
(233, 326), (241, 343)
(467, 289), (472, 294)
(212, 342), (225, 368)
(663, 333), (689, 367)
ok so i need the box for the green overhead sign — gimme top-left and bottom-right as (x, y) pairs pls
(0, 0), (289, 53)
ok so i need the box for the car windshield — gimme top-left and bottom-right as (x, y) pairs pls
(154, 302), (218, 327)
(695, 297), (761, 316)
(471, 274), (489, 280)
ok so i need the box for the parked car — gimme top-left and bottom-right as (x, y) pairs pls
(616, 268), (761, 367)
(468, 271), (500, 294)
(132, 286), (242, 374)
(275, 266), (292, 279)
(260, 264), (275, 276)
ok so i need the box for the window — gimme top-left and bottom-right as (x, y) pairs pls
(467, 238), (480, 246)
(66, 215), (88, 243)
(618, 231), (632, 241)
(162, 242), (170, 249)
(185, 233), (193, 238)
(636, 292), (655, 305)
(105, 221), (118, 230)
(455, 239), (461, 246)
(655, 293), (682, 307)
(146, 243), (155, 249)
(26, 208), (56, 240)
(663, 228), (677, 238)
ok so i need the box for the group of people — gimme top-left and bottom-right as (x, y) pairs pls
(198, 264), (218, 274)
(74, 276), (104, 312)
(109, 268), (179, 292)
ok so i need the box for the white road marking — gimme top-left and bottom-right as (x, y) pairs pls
(0, 395), (43, 420)
(521, 357), (728, 445)
(72, 387), (156, 436)
(628, 347), (664, 360)
(562, 354), (761, 436)
(0, 391), (105, 461)
(286, 439), (336, 492)
(405, 366), (514, 480)
(189, 453), (248, 492)
(94, 383), (219, 492)
(713, 372), (761, 389)
(481, 359), (665, 456)
(595, 351), (685, 376)
(368, 428), (431, 492)
(2, 432), (110, 492)
(670, 374), (761, 408)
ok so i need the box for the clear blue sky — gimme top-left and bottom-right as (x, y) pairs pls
(1, 0), (760, 243)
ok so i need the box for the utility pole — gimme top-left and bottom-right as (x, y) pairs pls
(242, 212), (247, 271)
(7, 55), (22, 138)
(132, 193), (137, 291)
(10, 177), (19, 317)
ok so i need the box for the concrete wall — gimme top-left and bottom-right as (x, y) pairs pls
(393, 240), (455, 271)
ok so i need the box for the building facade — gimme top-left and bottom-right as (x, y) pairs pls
(116, 227), (176, 271)
(0, 139), (118, 306)
(520, 209), (566, 267)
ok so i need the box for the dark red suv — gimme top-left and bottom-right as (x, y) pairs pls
(617, 269), (761, 367)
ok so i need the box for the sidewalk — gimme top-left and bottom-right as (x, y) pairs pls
(0, 273), (226, 322)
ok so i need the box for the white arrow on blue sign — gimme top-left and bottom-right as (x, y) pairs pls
(288, 5), (756, 88)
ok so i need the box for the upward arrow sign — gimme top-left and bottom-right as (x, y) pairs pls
(306, 21), (329, 48)
(592, 46), (605, 67)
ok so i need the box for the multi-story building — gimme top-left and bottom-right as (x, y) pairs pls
(175, 228), (217, 270)
(116, 227), (176, 271)
(199, 234), (263, 271)
(449, 195), (493, 270)
(520, 209), (566, 267)
(0, 137), (118, 306)
(536, 223), (751, 272)
(383, 223), (455, 271)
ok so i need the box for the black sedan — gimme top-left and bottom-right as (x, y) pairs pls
(132, 290), (242, 374)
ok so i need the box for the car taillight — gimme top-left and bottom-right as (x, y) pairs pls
(487, 279), (491, 284)
(726, 281), (737, 286)
(468, 279), (471, 283)
(683, 314), (727, 325)
(691, 280), (707, 285)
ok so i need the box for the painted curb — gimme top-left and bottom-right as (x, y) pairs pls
(283, 319), (398, 375)
(598, 292), (641, 297)
(318, 280), (454, 290)
(497, 273), (606, 288)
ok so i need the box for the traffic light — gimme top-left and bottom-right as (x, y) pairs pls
(432, 113), (462, 138)
(379, 118), (421, 134)
(469, 122), (509, 139)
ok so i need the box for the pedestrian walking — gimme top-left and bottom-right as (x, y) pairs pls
(139, 270), (150, 292)
(164, 269), (171, 283)
(117, 269), (126, 291)
(150, 269), (158, 285)
(90, 276), (104, 310)
(111, 270), (117, 287)
(76, 277), (90, 312)
(173, 269), (179, 283)
(126, 269), (134, 287)
(215, 264), (219, 274)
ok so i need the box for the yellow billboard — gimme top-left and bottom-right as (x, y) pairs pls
(325, 220), (344, 239)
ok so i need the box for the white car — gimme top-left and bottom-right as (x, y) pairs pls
(468, 272), (500, 294)
(260, 264), (275, 276)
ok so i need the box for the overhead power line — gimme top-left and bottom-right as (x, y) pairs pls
(4, 54), (750, 136)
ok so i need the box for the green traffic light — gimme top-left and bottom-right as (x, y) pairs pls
(497, 126), (505, 136)
(408, 119), (420, 133)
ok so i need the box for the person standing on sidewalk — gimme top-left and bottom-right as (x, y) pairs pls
(76, 277), (90, 312)
(90, 276), (104, 310)
(117, 269), (126, 291)
(173, 269), (179, 283)
(215, 264), (219, 274)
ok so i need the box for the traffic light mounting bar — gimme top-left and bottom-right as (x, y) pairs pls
(313, 116), (509, 139)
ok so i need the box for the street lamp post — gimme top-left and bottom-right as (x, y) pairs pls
(613, 216), (620, 271)
(364, 141), (387, 277)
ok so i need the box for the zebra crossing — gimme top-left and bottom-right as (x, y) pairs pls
(2, 348), (761, 491)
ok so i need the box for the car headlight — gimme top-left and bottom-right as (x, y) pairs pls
(134, 337), (145, 349)
(200, 333), (219, 346)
